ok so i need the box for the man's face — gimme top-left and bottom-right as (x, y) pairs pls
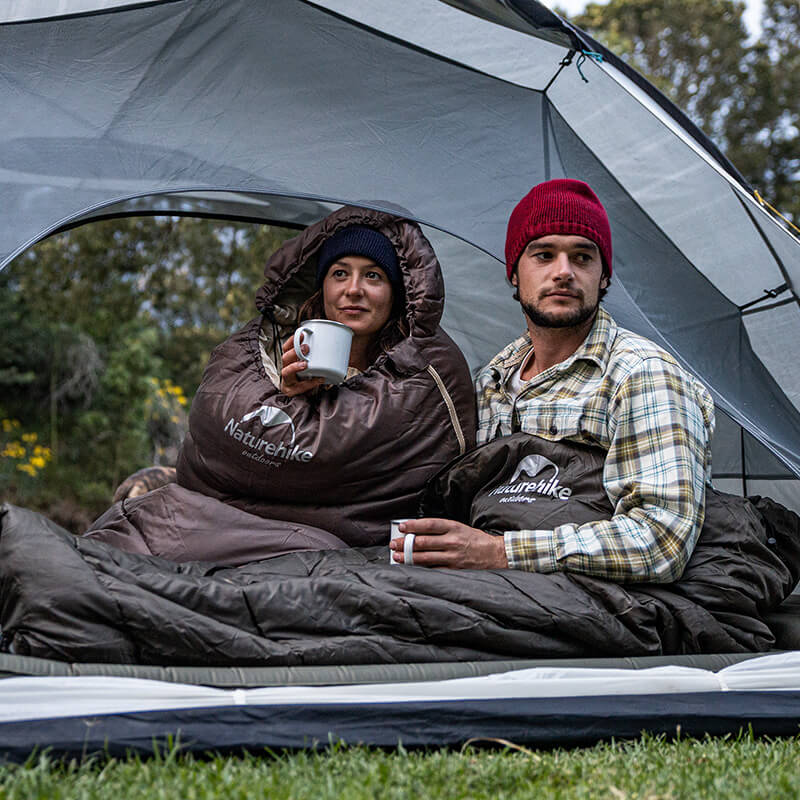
(512, 234), (608, 329)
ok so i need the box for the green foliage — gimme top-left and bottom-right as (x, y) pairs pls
(725, 0), (800, 224)
(2, 735), (800, 798)
(572, 0), (800, 223)
(0, 216), (295, 528)
(71, 322), (161, 490)
(7, 216), (293, 392)
(0, 286), (59, 402)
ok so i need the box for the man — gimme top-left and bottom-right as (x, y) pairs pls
(391, 179), (715, 582)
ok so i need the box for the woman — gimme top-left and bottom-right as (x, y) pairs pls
(279, 223), (408, 395)
(87, 206), (476, 561)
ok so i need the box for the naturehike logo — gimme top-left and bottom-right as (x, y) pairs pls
(509, 454), (557, 484)
(224, 405), (313, 464)
(241, 405), (296, 444)
(489, 453), (572, 503)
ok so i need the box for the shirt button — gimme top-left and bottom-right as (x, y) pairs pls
(549, 424), (558, 435)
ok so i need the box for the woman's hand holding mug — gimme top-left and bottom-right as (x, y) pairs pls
(280, 335), (325, 396)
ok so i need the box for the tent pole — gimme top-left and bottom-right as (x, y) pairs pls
(740, 426), (748, 497)
(541, 96), (551, 182)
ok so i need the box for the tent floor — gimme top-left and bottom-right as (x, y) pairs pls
(2, 653), (800, 760)
(0, 650), (785, 688)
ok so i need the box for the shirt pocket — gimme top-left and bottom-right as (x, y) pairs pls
(515, 398), (584, 441)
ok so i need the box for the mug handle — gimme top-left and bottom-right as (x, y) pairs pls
(293, 326), (312, 361)
(403, 533), (416, 566)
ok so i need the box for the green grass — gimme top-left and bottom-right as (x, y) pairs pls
(2, 735), (800, 799)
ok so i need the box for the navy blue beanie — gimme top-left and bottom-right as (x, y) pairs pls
(316, 226), (402, 292)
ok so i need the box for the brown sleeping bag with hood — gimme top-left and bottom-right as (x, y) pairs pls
(87, 206), (476, 558)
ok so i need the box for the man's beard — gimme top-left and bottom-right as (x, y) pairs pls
(520, 292), (599, 329)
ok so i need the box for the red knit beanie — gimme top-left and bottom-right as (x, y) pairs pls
(504, 179), (612, 280)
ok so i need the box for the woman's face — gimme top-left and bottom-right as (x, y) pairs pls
(322, 255), (395, 340)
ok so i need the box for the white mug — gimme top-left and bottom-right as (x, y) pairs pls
(390, 518), (413, 565)
(293, 319), (353, 385)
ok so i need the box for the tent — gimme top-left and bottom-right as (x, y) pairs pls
(1, 0), (800, 757)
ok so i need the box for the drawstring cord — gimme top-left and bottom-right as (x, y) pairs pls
(755, 190), (800, 236)
(576, 51), (604, 83)
(262, 308), (283, 371)
(545, 49), (604, 93)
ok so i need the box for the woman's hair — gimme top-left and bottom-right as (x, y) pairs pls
(297, 286), (409, 366)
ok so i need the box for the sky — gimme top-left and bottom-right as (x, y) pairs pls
(544, 0), (765, 37)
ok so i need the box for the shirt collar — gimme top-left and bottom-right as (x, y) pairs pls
(487, 307), (616, 381)
(564, 307), (615, 372)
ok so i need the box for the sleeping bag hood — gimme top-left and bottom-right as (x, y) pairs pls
(176, 206), (476, 545)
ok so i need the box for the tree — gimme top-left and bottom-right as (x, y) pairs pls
(724, 0), (800, 223)
(0, 215), (296, 528)
(9, 217), (294, 390)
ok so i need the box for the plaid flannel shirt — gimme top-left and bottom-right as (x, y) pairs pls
(475, 308), (715, 583)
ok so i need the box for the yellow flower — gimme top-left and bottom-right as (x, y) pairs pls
(178, 396), (187, 406)
(22, 432), (38, 443)
(30, 446), (52, 460)
(30, 456), (46, 469)
(17, 463), (36, 476)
